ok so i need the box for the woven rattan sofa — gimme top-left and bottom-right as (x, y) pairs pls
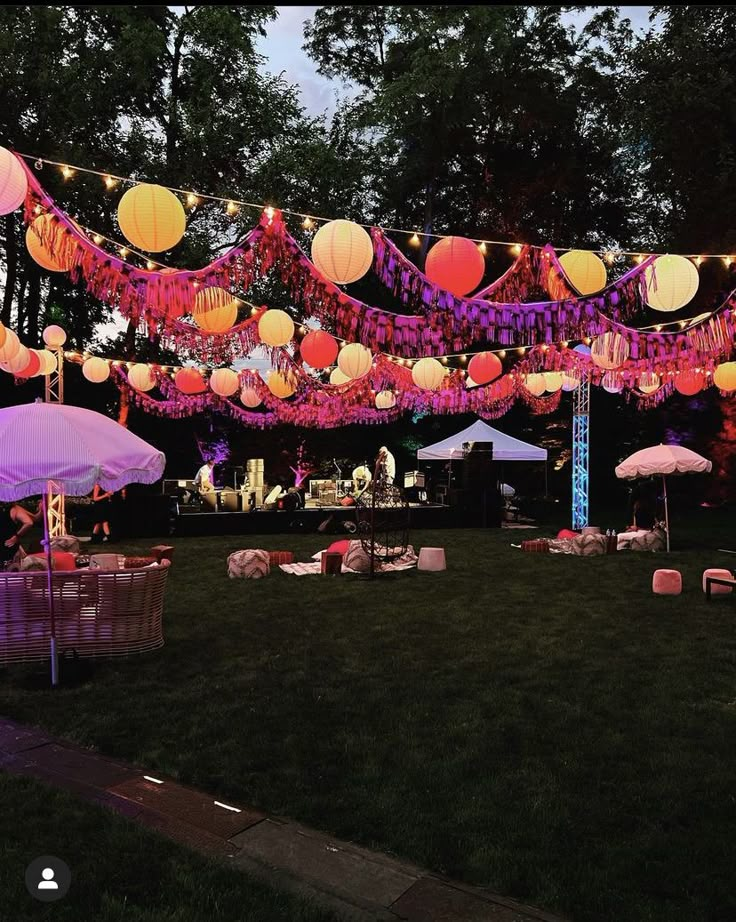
(0, 560), (170, 665)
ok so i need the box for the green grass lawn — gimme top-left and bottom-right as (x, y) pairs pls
(0, 774), (335, 922)
(2, 514), (736, 922)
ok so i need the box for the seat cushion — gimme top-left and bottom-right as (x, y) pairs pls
(227, 549), (270, 579)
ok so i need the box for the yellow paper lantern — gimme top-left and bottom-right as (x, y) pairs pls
(36, 349), (58, 376)
(337, 342), (372, 380)
(267, 370), (296, 399)
(240, 386), (262, 408)
(713, 361), (736, 392)
(412, 357), (445, 391)
(0, 328), (20, 362)
(0, 147), (28, 215)
(559, 250), (607, 295)
(591, 332), (630, 370)
(209, 368), (239, 397)
(645, 255), (699, 311)
(601, 371), (622, 394)
(561, 372), (580, 392)
(1, 344), (30, 374)
(375, 390), (396, 409)
(128, 363), (156, 392)
(117, 183), (186, 252)
(524, 373), (546, 397)
(0, 322), (6, 352)
(311, 219), (373, 284)
(193, 288), (239, 333)
(543, 371), (564, 393)
(329, 367), (350, 386)
(26, 215), (74, 272)
(258, 309), (295, 347)
(42, 325), (67, 348)
(638, 371), (660, 394)
(82, 356), (110, 383)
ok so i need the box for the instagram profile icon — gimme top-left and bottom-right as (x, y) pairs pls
(25, 855), (71, 902)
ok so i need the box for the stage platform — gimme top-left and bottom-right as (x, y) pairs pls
(174, 502), (453, 537)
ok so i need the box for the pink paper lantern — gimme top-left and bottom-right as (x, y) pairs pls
(425, 236), (485, 297)
(174, 367), (207, 394)
(42, 325), (67, 348)
(240, 386), (262, 408)
(1, 344), (30, 374)
(0, 147), (28, 215)
(468, 352), (502, 386)
(17, 349), (41, 379)
(209, 368), (239, 397)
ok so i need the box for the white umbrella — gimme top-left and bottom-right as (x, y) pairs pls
(615, 444), (712, 551)
(0, 401), (165, 684)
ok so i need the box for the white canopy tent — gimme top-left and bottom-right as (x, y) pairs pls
(417, 419), (547, 462)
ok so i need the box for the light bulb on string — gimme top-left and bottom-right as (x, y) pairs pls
(61, 165), (74, 180)
(510, 243), (522, 256)
(146, 260), (155, 270)
(724, 256), (733, 267)
(302, 216), (314, 230)
(478, 241), (487, 255)
(409, 232), (421, 247)
(226, 200), (238, 216)
(93, 234), (103, 245)
(104, 175), (117, 190)
(186, 193), (199, 207)
(119, 247), (129, 259)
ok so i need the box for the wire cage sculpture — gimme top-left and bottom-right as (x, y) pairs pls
(355, 453), (410, 576)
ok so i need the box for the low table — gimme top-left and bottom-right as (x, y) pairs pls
(705, 573), (736, 600)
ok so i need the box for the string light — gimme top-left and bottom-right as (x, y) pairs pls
(603, 250), (616, 265)
(478, 241), (487, 255)
(510, 244), (522, 256)
(146, 260), (156, 271)
(186, 193), (199, 207)
(226, 200), (238, 216)
(104, 175), (117, 190)
(119, 247), (129, 258)
(264, 205), (275, 220)
(724, 257), (733, 267)
(61, 165), (74, 180)
(302, 216), (314, 230)
(695, 256), (703, 266)
(409, 232), (421, 247)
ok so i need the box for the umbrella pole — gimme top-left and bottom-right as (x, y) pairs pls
(42, 492), (59, 686)
(662, 474), (670, 553)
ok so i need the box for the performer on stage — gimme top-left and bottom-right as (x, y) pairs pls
(352, 462), (372, 497)
(194, 458), (216, 494)
(377, 446), (396, 484)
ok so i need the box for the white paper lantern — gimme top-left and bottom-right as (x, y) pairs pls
(1, 344), (30, 374)
(330, 367), (350, 386)
(591, 332), (630, 370)
(411, 357), (445, 391)
(209, 368), (239, 397)
(83, 356), (110, 383)
(337, 343), (372, 380)
(645, 255), (699, 311)
(35, 349), (58, 376)
(524, 373), (546, 397)
(561, 372), (580, 391)
(311, 219), (373, 284)
(240, 386), (262, 408)
(258, 309), (295, 347)
(543, 371), (564, 393)
(375, 390), (396, 409)
(601, 371), (622, 394)
(638, 371), (660, 394)
(0, 328), (20, 363)
(127, 363), (156, 392)
(42, 325), (67, 348)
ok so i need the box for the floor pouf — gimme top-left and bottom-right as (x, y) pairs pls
(652, 569), (682, 595)
(702, 568), (733, 594)
(417, 547), (446, 571)
(228, 549), (270, 579)
(572, 534), (606, 556)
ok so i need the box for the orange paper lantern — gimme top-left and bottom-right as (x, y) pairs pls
(117, 183), (186, 252)
(0, 322), (6, 352)
(82, 356), (110, 383)
(468, 352), (502, 386)
(209, 368), (239, 397)
(674, 369), (705, 396)
(713, 362), (736, 392)
(174, 367), (207, 394)
(0, 147), (28, 215)
(425, 236), (485, 297)
(559, 250), (607, 295)
(26, 215), (74, 272)
(300, 330), (338, 369)
(258, 309), (295, 348)
(311, 219), (373, 284)
(267, 370), (296, 399)
(0, 329), (20, 362)
(192, 288), (239, 333)
(337, 342), (372, 379)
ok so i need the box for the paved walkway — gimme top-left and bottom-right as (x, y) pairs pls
(0, 716), (567, 922)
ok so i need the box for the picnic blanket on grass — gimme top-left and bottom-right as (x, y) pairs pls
(281, 545), (418, 575)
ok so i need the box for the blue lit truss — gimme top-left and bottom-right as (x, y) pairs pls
(572, 380), (590, 529)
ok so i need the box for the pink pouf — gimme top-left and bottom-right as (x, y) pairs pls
(417, 547), (446, 572)
(652, 569), (682, 595)
(702, 568), (734, 595)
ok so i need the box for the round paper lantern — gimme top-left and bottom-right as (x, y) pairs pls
(82, 356), (110, 383)
(1, 344), (29, 375)
(209, 368), (239, 397)
(258, 309), (294, 348)
(267, 370), (296, 399)
(425, 236), (485, 297)
(311, 219), (373, 285)
(17, 349), (41, 378)
(543, 371), (564, 393)
(573, 343), (591, 356)
(0, 147), (28, 215)
(375, 389), (396, 410)
(174, 367), (207, 394)
(337, 342), (372, 380)
(674, 369), (705, 396)
(524, 373), (546, 397)
(0, 329), (21, 362)
(36, 349), (57, 376)
(713, 362), (736, 392)
(465, 375), (478, 389)
(0, 322), (6, 352)
(638, 371), (660, 394)
(645, 255), (699, 311)
(192, 288), (239, 333)
(601, 371), (622, 394)
(300, 330), (338, 369)
(468, 352), (502, 386)
(591, 332), (630, 370)
(42, 324), (67, 348)
(26, 215), (74, 272)
(562, 372), (580, 392)
(128, 363), (156, 392)
(412, 357), (445, 391)
(117, 183), (186, 252)
(330, 367), (350, 386)
(240, 386), (262, 408)
(491, 375), (514, 399)
(559, 250), (607, 295)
